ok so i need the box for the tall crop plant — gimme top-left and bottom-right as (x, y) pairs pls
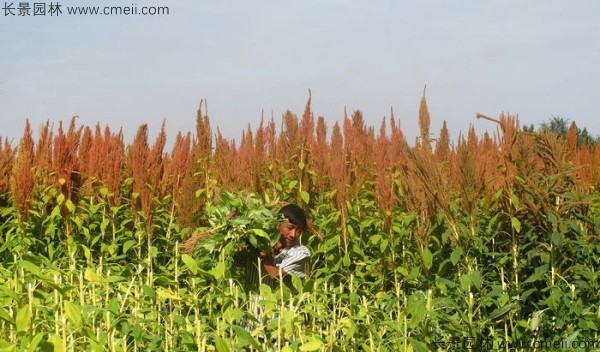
(1, 93), (599, 351)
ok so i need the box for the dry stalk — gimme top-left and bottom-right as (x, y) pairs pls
(405, 147), (460, 244)
(237, 126), (253, 189)
(0, 137), (15, 195)
(375, 117), (394, 219)
(330, 122), (349, 252)
(253, 119), (267, 195)
(179, 229), (217, 253)
(127, 124), (149, 213)
(434, 121), (451, 164)
(593, 143), (600, 189)
(311, 117), (329, 191)
(10, 120), (35, 216)
(52, 118), (82, 202)
(104, 127), (124, 206)
(179, 211), (238, 253)
(214, 130), (236, 189)
(577, 139), (593, 188)
(34, 120), (53, 190)
(418, 86), (431, 154)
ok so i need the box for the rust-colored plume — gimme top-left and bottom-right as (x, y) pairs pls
(10, 120), (35, 217)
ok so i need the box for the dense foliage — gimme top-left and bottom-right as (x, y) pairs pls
(0, 95), (599, 351)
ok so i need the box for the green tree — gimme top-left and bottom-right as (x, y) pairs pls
(538, 116), (597, 147)
(539, 116), (570, 136)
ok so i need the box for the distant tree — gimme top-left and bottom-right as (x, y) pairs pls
(538, 116), (597, 147)
(522, 123), (535, 133)
(539, 116), (570, 137)
(578, 127), (596, 146)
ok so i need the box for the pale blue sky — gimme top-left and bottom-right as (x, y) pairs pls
(1, 0), (599, 147)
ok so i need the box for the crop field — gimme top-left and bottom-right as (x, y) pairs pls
(0, 95), (599, 351)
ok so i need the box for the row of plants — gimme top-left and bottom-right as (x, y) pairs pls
(1, 94), (598, 350)
(0, 170), (598, 351)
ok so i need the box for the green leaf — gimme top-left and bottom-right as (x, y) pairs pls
(450, 247), (463, 266)
(50, 205), (61, 219)
(342, 254), (351, 267)
(565, 331), (579, 348)
(65, 199), (75, 213)
(529, 310), (544, 331)
(64, 301), (82, 328)
(141, 284), (156, 300)
(489, 303), (515, 320)
(20, 260), (41, 276)
(369, 234), (381, 245)
(548, 212), (558, 226)
(84, 269), (102, 282)
(101, 275), (126, 283)
(523, 266), (547, 284)
(28, 333), (44, 352)
(408, 338), (429, 352)
(380, 238), (389, 252)
(551, 231), (563, 247)
(407, 295), (426, 328)
(511, 217), (521, 233)
(157, 288), (181, 301)
(248, 234), (258, 249)
(232, 325), (260, 349)
(422, 248), (433, 270)
(291, 275), (303, 294)
(471, 270), (482, 290)
(88, 339), (103, 352)
(15, 306), (30, 333)
(299, 339), (322, 351)
(210, 262), (226, 279)
(546, 289), (561, 311)
(80, 244), (92, 262)
(106, 298), (121, 315)
(214, 335), (230, 352)
(251, 228), (270, 239)
(223, 307), (244, 325)
(510, 193), (519, 210)
(0, 342), (15, 352)
(459, 274), (471, 291)
(398, 266), (409, 277)
(181, 254), (199, 275)
(300, 191), (310, 204)
(0, 308), (14, 325)
(47, 334), (64, 352)
(123, 240), (136, 255)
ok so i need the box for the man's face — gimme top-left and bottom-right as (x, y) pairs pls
(278, 220), (300, 248)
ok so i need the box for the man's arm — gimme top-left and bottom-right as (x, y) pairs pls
(259, 251), (286, 278)
(261, 246), (311, 279)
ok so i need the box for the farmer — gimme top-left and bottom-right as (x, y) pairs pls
(242, 204), (311, 342)
(242, 203), (310, 291)
(259, 203), (311, 286)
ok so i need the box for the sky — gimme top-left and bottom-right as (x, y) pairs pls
(1, 0), (599, 148)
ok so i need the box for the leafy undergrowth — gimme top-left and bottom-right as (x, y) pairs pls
(0, 186), (599, 352)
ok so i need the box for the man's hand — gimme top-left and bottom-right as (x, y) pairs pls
(259, 251), (284, 278)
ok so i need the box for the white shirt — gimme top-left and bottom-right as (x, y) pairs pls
(273, 245), (311, 278)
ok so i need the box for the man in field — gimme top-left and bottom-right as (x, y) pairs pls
(242, 204), (311, 342)
(258, 203), (311, 287)
(241, 203), (311, 292)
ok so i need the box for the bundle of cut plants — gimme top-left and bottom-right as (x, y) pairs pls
(180, 190), (282, 264)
